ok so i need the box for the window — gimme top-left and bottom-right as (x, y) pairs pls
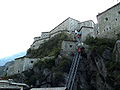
(106, 28), (108, 30)
(70, 45), (73, 48)
(105, 17), (108, 21)
(31, 61), (33, 63)
(114, 31), (116, 34)
(118, 11), (120, 14)
(33, 45), (35, 47)
(97, 31), (99, 34)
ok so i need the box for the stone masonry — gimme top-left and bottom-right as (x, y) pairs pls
(96, 2), (120, 39)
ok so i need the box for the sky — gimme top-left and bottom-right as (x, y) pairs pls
(0, 0), (119, 58)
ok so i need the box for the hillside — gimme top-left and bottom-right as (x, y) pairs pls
(0, 52), (26, 66)
(3, 33), (73, 86)
(2, 33), (120, 90)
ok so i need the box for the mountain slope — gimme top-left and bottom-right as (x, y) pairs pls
(0, 52), (26, 66)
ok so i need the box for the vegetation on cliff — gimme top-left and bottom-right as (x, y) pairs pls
(3, 33), (72, 87)
(26, 32), (73, 58)
(2, 33), (120, 90)
(84, 36), (120, 90)
(84, 36), (116, 55)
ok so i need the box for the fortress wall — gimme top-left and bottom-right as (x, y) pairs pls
(97, 3), (120, 38)
(7, 58), (39, 76)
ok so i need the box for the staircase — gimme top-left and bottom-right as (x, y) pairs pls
(66, 52), (81, 90)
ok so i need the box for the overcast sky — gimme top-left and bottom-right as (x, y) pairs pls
(0, 0), (119, 58)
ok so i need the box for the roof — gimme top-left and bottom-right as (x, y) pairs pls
(50, 17), (80, 32)
(0, 80), (9, 83)
(78, 26), (94, 32)
(41, 32), (49, 33)
(15, 56), (25, 60)
(11, 82), (29, 87)
(97, 2), (120, 17)
(79, 20), (95, 24)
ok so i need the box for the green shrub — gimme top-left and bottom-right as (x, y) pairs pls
(106, 61), (120, 72)
(106, 61), (120, 90)
(84, 36), (116, 55)
(34, 58), (55, 70)
(27, 33), (71, 58)
(54, 56), (71, 73)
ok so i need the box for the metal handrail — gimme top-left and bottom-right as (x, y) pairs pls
(66, 52), (82, 90)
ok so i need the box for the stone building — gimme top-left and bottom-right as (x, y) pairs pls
(96, 2), (120, 39)
(30, 17), (80, 50)
(31, 37), (49, 50)
(6, 57), (39, 76)
(1, 18), (96, 76)
(79, 20), (95, 41)
(50, 17), (80, 37)
(61, 40), (77, 56)
(31, 17), (96, 50)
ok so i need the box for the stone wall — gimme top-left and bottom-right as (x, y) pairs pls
(7, 57), (39, 76)
(41, 32), (50, 39)
(0, 61), (14, 77)
(81, 27), (95, 41)
(61, 40), (76, 56)
(79, 20), (95, 41)
(97, 2), (120, 39)
(61, 40), (76, 52)
(79, 20), (95, 29)
(30, 17), (96, 51)
(30, 17), (80, 50)
(34, 36), (41, 41)
(50, 17), (80, 36)
(31, 38), (49, 50)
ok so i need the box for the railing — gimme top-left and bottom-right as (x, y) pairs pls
(66, 52), (81, 90)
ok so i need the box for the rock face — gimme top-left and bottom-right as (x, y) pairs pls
(102, 48), (111, 60)
(0, 31), (119, 90)
(113, 40), (120, 62)
(74, 50), (112, 90)
(0, 61), (14, 77)
(0, 66), (5, 77)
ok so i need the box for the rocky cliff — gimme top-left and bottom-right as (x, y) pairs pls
(1, 33), (120, 90)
